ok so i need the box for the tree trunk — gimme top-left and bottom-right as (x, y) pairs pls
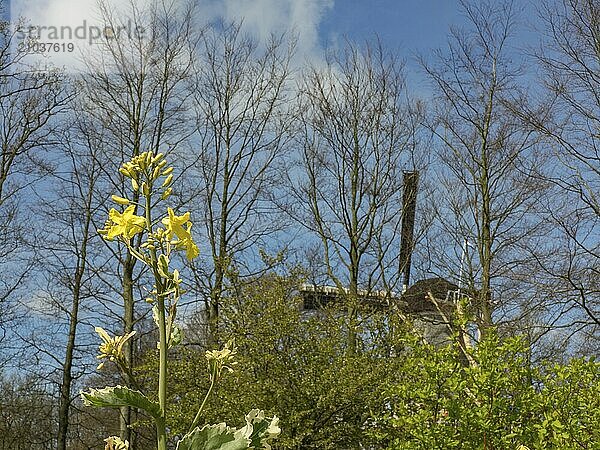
(347, 136), (361, 356)
(57, 186), (93, 450)
(56, 271), (81, 450)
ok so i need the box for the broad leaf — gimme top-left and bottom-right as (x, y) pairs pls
(238, 410), (281, 450)
(176, 423), (250, 450)
(81, 385), (161, 420)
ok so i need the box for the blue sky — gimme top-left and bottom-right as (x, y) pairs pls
(320, 0), (467, 93)
(320, 0), (464, 53)
(319, 0), (539, 88)
(6, 0), (539, 76)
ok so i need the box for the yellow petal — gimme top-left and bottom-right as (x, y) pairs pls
(95, 327), (112, 343)
(185, 239), (200, 260)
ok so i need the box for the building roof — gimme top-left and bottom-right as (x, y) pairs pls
(401, 277), (458, 313)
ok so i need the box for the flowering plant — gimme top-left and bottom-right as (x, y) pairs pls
(81, 152), (279, 450)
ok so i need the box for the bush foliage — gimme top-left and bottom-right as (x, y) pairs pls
(137, 273), (599, 449)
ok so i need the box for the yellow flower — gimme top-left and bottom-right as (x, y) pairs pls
(104, 436), (129, 450)
(206, 340), (238, 376)
(162, 208), (191, 240)
(161, 208), (199, 260)
(101, 205), (146, 241)
(95, 327), (136, 370)
(186, 239), (200, 260)
(176, 235), (200, 261)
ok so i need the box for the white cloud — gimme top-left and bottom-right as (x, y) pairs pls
(9, 0), (333, 72)
(220, 0), (333, 60)
(19, 289), (59, 318)
(10, 0), (145, 71)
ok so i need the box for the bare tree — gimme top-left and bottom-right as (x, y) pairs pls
(514, 0), (600, 351)
(45, 122), (105, 450)
(17, 120), (108, 450)
(188, 22), (295, 344)
(421, 0), (547, 336)
(291, 40), (425, 354)
(0, 373), (56, 449)
(0, 5), (70, 354)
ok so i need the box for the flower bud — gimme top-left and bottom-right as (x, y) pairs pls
(141, 242), (156, 250)
(157, 254), (170, 278)
(162, 174), (173, 188)
(152, 152), (165, 165)
(161, 188), (172, 200)
(123, 162), (135, 175)
(162, 166), (174, 176)
(111, 195), (130, 205)
(131, 178), (139, 191)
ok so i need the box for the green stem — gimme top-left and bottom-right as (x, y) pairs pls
(156, 417), (167, 450)
(144, 187), (168, 450)
(156, 296), (168, 450)
(156, 297), (167, 450)
(189, 367), (217, 432)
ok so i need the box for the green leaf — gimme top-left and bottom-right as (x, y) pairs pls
(81, 385), (161, 420)
(176, 423), (250, 450)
